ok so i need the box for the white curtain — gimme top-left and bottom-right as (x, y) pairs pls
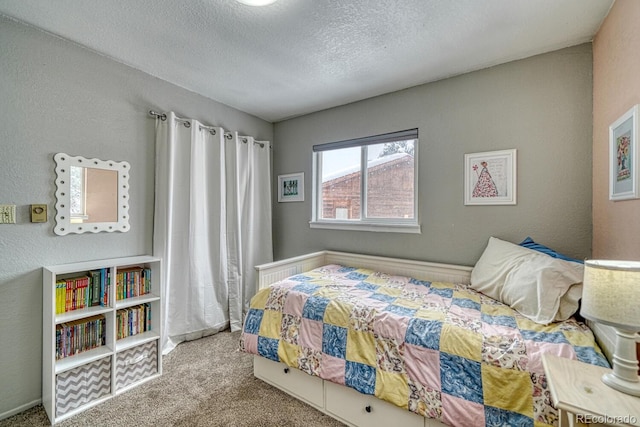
(226, 132), (273, 330)
(153, 112), (272, 354)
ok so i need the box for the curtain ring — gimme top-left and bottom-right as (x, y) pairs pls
(242, 138), (248, 144)
(149, 110), (167, 121)
(199, 126), (216, 135)
(183, 121), (191, 128)
(225, 132), (233, 140)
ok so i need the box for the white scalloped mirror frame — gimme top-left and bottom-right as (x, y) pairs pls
(53, 153), (130, 235)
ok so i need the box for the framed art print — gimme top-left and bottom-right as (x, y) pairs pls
(464, 149), (516, 205)
(610, 105), (639, 201)
(278, 172), (304, 202)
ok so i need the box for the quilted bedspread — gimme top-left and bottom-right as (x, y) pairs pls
(239, 264), (608, 427)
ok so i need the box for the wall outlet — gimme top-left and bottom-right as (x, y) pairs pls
(0, 204), (16, 224)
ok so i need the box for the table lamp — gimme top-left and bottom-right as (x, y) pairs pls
(581, 260), (640, 396)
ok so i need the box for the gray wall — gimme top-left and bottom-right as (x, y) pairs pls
(0, 16), (272, 417)
(273, 43), (593, 266)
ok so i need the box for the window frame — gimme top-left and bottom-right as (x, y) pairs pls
(310, 129), (420, 234)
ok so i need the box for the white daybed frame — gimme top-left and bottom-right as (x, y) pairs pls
(252, 250), (617, 427)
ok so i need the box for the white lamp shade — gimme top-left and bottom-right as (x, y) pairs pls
(580, 260), (640, 330)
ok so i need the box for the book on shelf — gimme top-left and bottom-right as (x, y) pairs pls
(55, 269), (111, 315)
(116, 267), (152, 301)
(56, 280), (65, 315)
(55, 314), (106, 360)
(57, 275), (89, 313)
(116, 303), (152, 340)
(93, 267), (110, 307)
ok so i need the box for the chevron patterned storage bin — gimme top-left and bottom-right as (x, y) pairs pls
(55, 356), (111, 417)
(115, 340), (158, 390)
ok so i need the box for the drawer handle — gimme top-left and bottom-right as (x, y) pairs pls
(283, 367), (290, 374)
(365, 405), (372, 413)
(126, 352), (149, 365)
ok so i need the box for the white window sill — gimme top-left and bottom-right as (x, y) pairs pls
(309, 220), (421, 234)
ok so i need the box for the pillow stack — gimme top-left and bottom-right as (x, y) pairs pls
(470, 237), (584, 325)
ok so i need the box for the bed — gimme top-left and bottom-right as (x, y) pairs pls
(239, 241), (614, 427)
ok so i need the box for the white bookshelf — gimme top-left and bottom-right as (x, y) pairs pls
(42, 255), (162, 424)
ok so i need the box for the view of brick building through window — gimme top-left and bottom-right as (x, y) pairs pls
(321, 153), (414, 219)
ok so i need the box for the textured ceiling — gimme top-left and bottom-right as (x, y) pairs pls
(0, 0), (613, 122)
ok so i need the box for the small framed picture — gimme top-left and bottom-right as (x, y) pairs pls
(609, 105), (639, 201)
(278, 172), (304, 202)
(464, 149), (517, 205)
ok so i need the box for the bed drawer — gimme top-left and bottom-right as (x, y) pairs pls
(115, 340), (158, 391)
(324, 380), (424, 427)
(253, 356), (324, 409)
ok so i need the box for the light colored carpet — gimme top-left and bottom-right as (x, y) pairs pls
(1, 330), (344, 426)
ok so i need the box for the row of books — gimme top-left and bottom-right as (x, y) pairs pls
(116, 267), (152, 301)
(116, 304), (152, 340)
(56, 315), (106, 360)
(55, 268), (111, 314)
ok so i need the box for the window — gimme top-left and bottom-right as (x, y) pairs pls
(311, 129), (420, 233)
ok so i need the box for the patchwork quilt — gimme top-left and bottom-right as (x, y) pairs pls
(239, 264), (608, 427)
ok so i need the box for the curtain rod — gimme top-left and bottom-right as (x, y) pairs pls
(149, 110), (190, 128)
(149, 110), (270, 148)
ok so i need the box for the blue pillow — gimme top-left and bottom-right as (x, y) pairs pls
(519, 237), (584, 264)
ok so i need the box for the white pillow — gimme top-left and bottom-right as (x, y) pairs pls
(470, 237), (584, 324)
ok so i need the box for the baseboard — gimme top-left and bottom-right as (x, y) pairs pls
(0, 399), (41, 421)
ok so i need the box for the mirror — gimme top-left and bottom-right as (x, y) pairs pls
(54, 153), (130, 235)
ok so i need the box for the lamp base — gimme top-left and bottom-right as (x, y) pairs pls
(603, 327), (640, 396)
(602, 372), (640, 396)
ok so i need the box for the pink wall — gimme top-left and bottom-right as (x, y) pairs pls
(593, 0), (640, 260)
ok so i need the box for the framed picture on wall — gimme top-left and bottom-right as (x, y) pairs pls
(278, 172), (304, 202)
(464, 149), (517, 205)
(609, 104), (639, 201)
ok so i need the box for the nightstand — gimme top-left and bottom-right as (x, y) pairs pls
(542, 354), (640, 427)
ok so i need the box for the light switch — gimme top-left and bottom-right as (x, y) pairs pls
(31, 204), (47, 223)
(0, 204), (16, 224)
